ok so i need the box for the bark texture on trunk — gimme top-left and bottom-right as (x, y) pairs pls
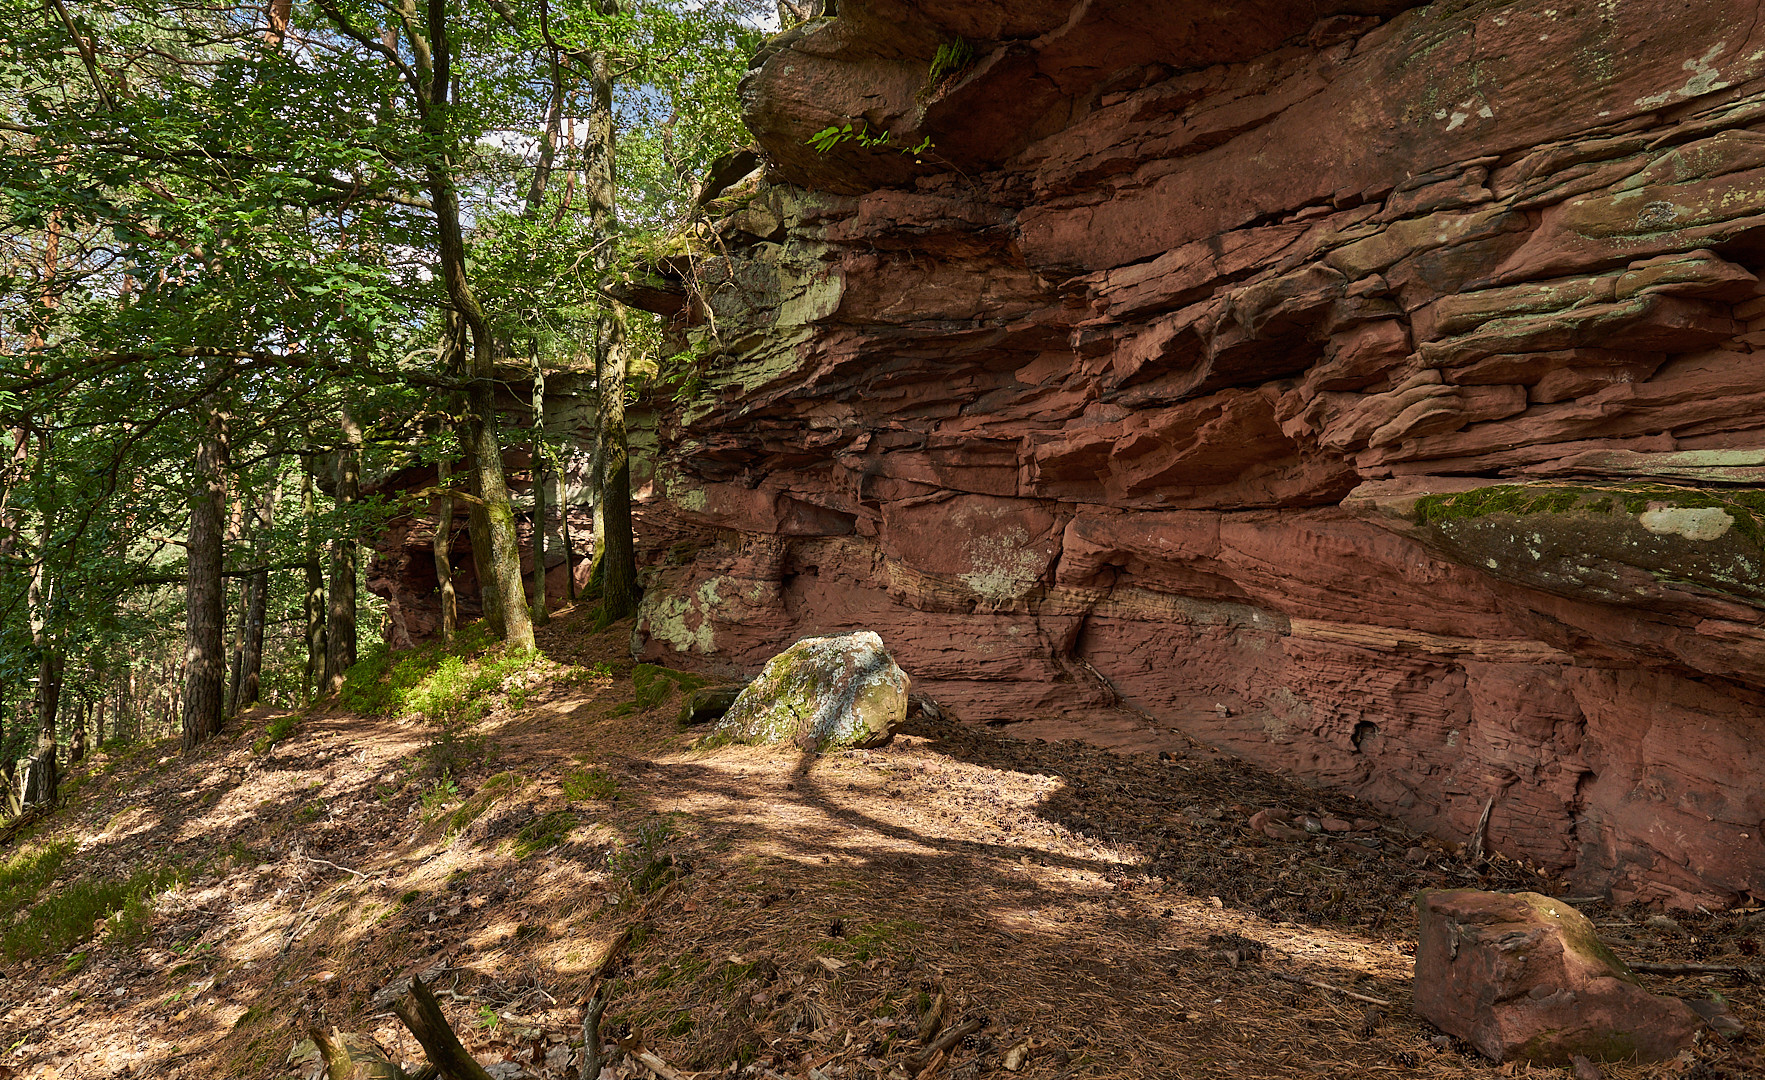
(181, 408), (230, 752)
(433, 456), (457, 644)
(324, 407), (362, 695)
(22, 652), (62, 806)
(463, 383), (534, 649)
(585, 45), (638, 621)
(302, 460), (326, 702)
(530, 361), (549, 626)
(239, 481), (278, 709)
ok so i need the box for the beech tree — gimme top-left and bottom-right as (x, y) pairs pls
(0, 0), (764, 781)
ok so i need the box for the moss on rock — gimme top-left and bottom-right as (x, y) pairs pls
(710, 631), (907, 752)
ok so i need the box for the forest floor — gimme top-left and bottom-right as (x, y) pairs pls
(2, 604), (1761, 1080)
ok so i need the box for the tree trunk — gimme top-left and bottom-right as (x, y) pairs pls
(226, 577), (247, 715)
(433, 456), (457, 645)
(324, 407), (362, 694)
(301, 461), (326, 702)
(94, 694), (105, 749)
(22, 651), (61, 806)
(461, 385), (534, 649)
(585, 46), (638, 621)
(416, 1), (533, 652)
(460, 426), (501, 638)
(182, 408), (230, 751)
(558, 461), (576, 603)
(530, 357), (549, 626)
(68, 698), (85, 766)
(240, 480), (279, 709)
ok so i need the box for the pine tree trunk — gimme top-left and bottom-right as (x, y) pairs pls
(324, 407), (362, 694)
(182, 408), (229, 752)
(433, 456), (457, 645)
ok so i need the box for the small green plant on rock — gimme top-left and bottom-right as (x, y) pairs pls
(805, 122), (933, 158)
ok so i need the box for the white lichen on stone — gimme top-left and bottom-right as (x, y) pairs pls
(637, 577), (723, 654)
(1638, 506), (1734, 541)
(1634, 43), (1732, 108)
(958, 527), (1049, 603)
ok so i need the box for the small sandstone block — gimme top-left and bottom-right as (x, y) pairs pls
(1413, 889), (1700, 1065)
(1321, 817), (1353, 833)
(711, 631), (908, 752)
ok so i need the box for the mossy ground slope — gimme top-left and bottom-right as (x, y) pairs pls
(1, 603), (1760, 1080)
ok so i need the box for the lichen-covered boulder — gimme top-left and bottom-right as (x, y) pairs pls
(1414, 889), (1700, 1064)
(711, 632), (907, 752)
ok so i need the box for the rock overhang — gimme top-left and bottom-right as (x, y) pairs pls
(628, 0), (1765, 907)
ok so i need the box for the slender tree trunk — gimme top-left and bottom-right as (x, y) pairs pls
(301, 461), (326, 702)
(239, 480), (278, 709)
(461, 386), (534, 648)
(530, 358), (549, 626)
(417, 1), (533, 652)
(226, 578), (247, 715)
(585, 45), (638, 620)
(182, 407), (229, 751)
(460, 424), (502, 637)
(433, 455), (457, 644)
(324, 407), (361, 694)
(94, 694), (105, 750)
(558, 459), (576, 603)
(22, 652), (61, 806)
(68, 698), (85, 766)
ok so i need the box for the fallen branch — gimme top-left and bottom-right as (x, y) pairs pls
(578, 986), (609, 1080)
(632, 1048), (689, 1080)
(311, 1026), (406, 1080)
(393, 975), (495, 1080)
(1629, 961), (1762, 982)
(301, 854), (371, 879)
(1270, 971), (1392, 1006)
(910, 1016), (983, 1070)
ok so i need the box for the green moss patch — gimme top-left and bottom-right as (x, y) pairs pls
(1415, 483), (1765, 546)
(615, 664), (707, 715)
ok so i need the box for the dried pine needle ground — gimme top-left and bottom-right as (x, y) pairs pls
(1, 607), (1757, 1080)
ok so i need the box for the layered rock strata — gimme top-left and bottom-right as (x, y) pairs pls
(630, 0), (1765, 906)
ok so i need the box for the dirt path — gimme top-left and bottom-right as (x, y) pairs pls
(2, 610), (1758, 1080)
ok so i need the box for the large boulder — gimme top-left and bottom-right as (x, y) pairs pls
(1414, 889), (1700, 1064)
(710, 632), (907, 752)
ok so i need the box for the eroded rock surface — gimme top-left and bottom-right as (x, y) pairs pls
(1414, 889), (1701, 1064)
(629, 0), (1765, 905)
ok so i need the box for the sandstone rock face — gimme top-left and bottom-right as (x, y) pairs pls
(1414, 889), (1700, 1063)
(632, 0), (1765, 905)
(712, 632), (907, 752)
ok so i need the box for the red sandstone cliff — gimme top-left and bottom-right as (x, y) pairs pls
(629, 0), (1765, 908)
